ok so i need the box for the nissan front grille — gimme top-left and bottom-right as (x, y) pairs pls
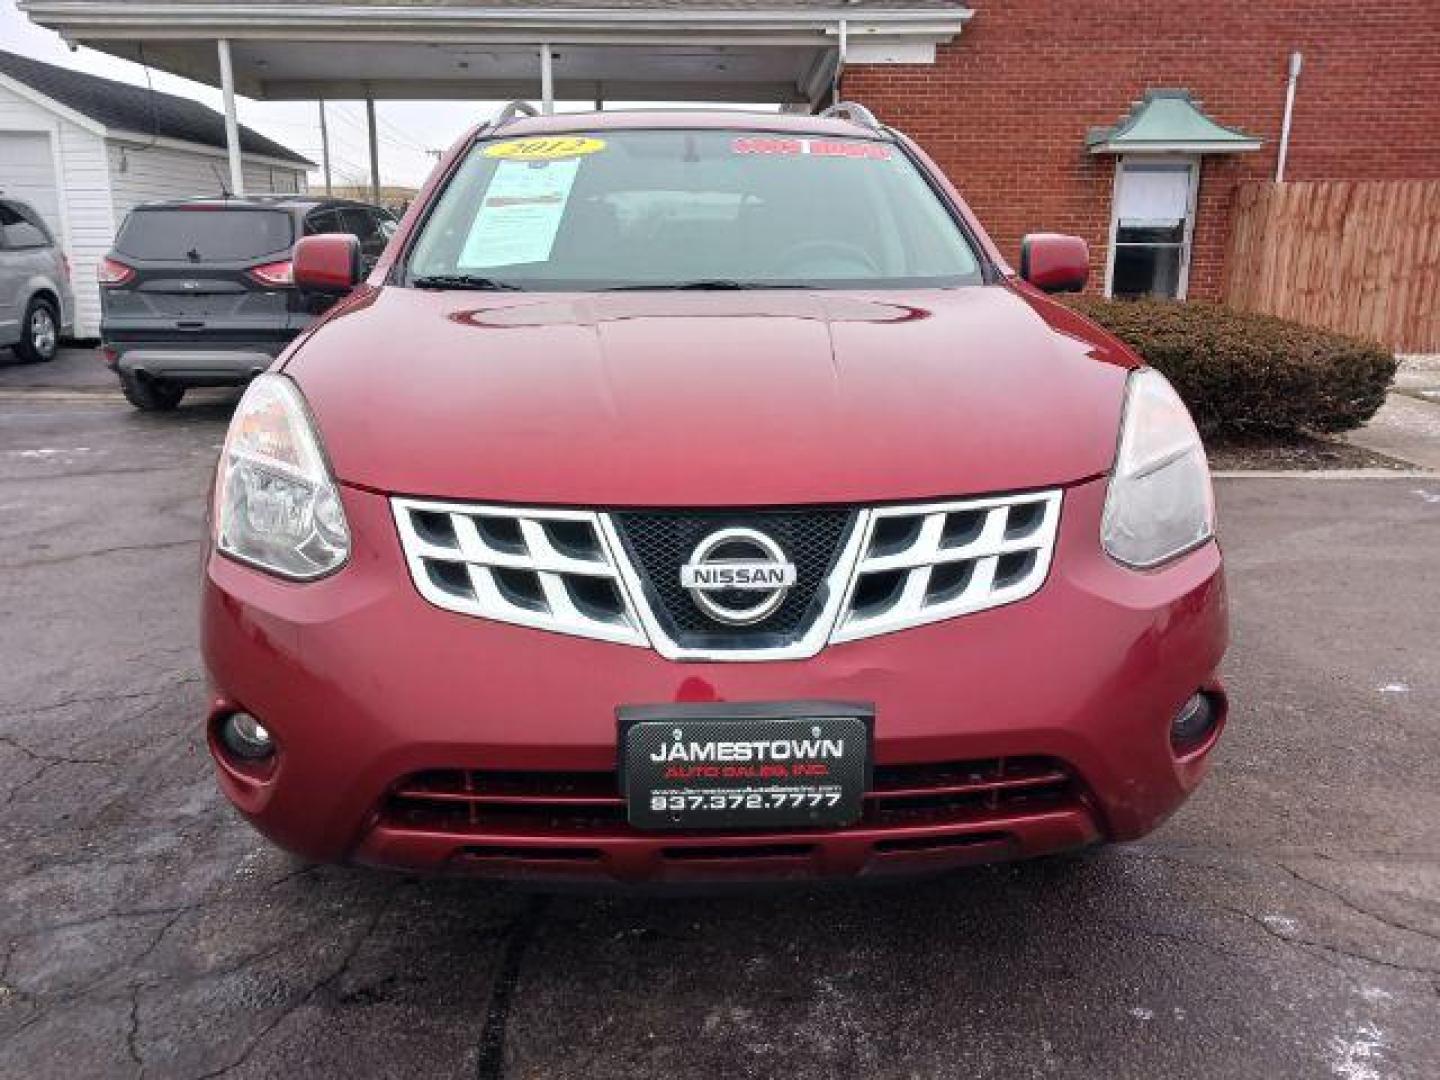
(392, 491), (1063, 661)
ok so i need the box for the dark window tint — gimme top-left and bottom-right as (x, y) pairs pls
(114, 208), (294, 261)
(305, 208), (341, 235)
(338, 207), (389, 257)
(0, 202), (51, 249)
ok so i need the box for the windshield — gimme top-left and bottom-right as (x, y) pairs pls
(115, 208), (294, 262)
(405, 129), (984, 290)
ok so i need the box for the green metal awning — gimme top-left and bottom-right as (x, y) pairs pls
(1086, 89), (1261, 154)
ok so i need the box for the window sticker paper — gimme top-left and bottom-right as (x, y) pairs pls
(460, 158), (581, 268)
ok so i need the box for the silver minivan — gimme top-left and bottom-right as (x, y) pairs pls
(0, 197), (73, 363)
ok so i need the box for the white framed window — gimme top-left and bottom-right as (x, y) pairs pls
(1104, 156), (1199, 300)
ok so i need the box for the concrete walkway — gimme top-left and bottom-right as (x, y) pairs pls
(1346, 354), (1440, 470)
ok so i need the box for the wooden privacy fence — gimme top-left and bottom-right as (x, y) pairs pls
(1223, 180), (1440, 352)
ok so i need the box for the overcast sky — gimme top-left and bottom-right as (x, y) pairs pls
(0, 0), (771, 190)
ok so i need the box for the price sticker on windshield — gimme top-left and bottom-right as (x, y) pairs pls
(483, 137), (606, 161)
(732, 137), (892, 160)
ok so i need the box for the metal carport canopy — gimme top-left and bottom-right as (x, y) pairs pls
(18, 2), (972, 104)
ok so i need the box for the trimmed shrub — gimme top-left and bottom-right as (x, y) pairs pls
(1067, 299), (1397, 435)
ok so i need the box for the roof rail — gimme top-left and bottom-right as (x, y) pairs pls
(493, 100), (540, 130)
(819, 101), (881, 130)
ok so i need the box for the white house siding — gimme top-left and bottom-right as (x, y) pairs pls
(108, 142), (308, 224)
(0, 132), (61, 229)
(0, 81), (114, 337)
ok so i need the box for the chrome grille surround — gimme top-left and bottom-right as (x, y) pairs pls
(392, 490), (1062, 658)
(392, 498), (646, 647)
(831, 491), (1063, 644)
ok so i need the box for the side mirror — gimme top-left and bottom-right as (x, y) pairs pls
(1019, 233), (1089, 293)
(294, 234), (362, 294)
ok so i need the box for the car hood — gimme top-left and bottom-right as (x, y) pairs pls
(285, 285), (1133, 506)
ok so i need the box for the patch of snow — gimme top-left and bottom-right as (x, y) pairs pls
(1411, 488), (1440, 504)
(1376, 683), (1410, 694)
(8, 446), (94, 459)
(1328, 1022), (1387, 1080)
(1130, 1006), (1154, 1021)
(1262, 914), (1300, 934)
(231, 846), (266, 879)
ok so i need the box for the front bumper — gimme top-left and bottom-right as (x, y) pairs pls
(201, 476), (1228, 885)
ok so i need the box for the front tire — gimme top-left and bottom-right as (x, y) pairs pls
(120, 373), (185, 411)
(14, 297), (59, 363)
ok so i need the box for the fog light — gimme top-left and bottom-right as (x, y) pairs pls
(1171, 693), (1216, 753)
(219, 712), (275, 760)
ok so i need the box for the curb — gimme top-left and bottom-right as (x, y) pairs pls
(0, 388), (123, 402)
(1213, 469), (1436, 480)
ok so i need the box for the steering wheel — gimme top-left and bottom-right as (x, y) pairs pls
(775, 239), (882, 278)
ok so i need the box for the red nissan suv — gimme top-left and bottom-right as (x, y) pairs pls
(202, 105), (1227, 885)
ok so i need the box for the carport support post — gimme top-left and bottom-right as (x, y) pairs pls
(540, 44), (554, 114)
(365, 96), (381, 204)
(217, 39), (245, 197)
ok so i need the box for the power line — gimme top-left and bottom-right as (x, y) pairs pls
(329, 102), (436, 157)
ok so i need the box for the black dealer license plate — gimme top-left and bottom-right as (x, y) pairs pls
(621, 704), (871, 831)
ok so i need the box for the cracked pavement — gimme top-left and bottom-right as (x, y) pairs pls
(1, 364), (1437, 1078)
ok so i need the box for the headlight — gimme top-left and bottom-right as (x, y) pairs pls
(1101, 368), (1214, 568)
(214, 374), (349, 580)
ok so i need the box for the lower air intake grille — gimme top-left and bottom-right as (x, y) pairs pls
(609, 509), (856, 649)
(387, 770), (625, 832)
(382, 757), (1081, 835)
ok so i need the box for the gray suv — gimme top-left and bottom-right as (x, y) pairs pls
(0, 197), (73, 364)
(100, 195), (396, 410)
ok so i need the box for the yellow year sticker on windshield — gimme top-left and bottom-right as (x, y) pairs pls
(483, 137), (606, 161)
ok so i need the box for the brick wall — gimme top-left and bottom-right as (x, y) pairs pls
(844, 1), (1440, 299)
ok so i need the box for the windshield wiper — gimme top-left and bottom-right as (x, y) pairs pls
(411, 274), (524, 291)
(604, 280), (808, 292)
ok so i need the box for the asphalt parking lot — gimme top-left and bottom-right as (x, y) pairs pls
(1, 351), (1437, 1079)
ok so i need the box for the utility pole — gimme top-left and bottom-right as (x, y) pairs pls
(318, 98), (333, 196)
(365, 95), (381, 204)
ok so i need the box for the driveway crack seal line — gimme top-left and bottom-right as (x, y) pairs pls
(0, 537), (199, 570)
(475, 895), (551, 1080)
(0, 677), (201, 720)
(1274, 859), (1440, 947)
(1221, 904), (1440, 977)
